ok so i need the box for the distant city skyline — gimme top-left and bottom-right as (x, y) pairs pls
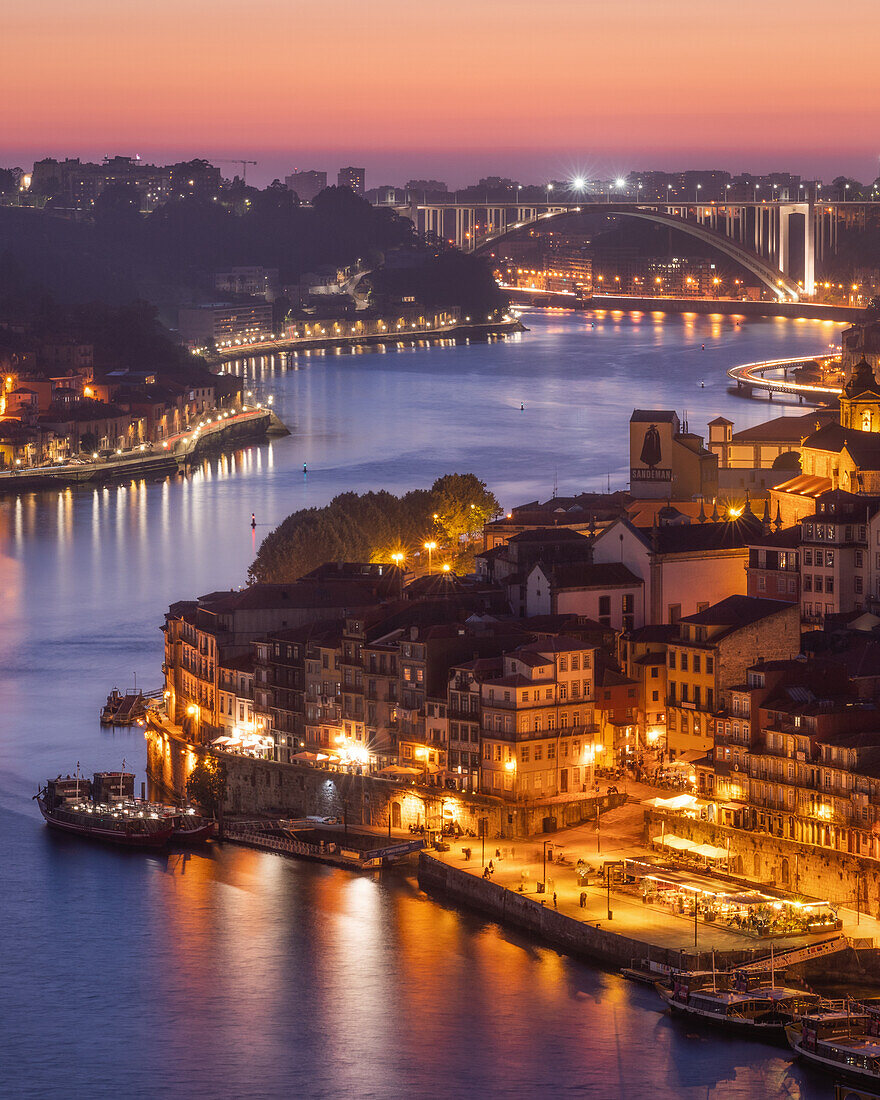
(3, 147), (880, 193)
(3, 0), (879, 189)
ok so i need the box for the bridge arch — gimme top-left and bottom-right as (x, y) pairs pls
(475, 204), (801, 301)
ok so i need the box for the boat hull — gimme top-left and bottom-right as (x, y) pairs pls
(657, 985), (788, 1039)
(38, 802), (173, 849)
(787, 1028), (880, 1088)
(172, 821), (216, 844)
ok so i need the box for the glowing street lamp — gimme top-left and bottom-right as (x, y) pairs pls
(424, 541), (437, 574)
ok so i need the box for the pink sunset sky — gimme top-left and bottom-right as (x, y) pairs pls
(3, 0), (879, 186)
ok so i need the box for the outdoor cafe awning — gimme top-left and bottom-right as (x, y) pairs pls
(690, 842), (729, 860)
(378, 765), (422, 776)
(292, 751), (329, 762)
(652, 834), (697, 851)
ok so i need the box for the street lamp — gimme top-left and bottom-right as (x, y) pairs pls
(415, 746), (429, 786)
(424, 541), (437, 574)
(695, 183), (702, 203)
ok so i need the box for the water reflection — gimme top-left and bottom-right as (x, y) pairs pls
(0, 311), (842, 1098)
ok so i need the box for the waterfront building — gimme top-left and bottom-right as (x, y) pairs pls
(594, 660), (642, 764)
(695, 658), (880, 867)
(618, 625), (675, 750)
(479, 637), (601, 799)
(217, 655), (256, 741)
(665, 595), (802, 757)
(162, 567), (402, 742)
(447, 657), (501, 792)
(177, 300), (274, 346)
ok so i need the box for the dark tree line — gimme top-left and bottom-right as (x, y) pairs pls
(249, 474), (500, 584)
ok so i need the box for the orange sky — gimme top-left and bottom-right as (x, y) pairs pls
(4, 0), (879, 183)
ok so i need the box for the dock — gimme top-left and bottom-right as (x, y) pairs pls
(223, 818), (425, 870)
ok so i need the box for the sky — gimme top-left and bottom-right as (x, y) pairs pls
(3, 0), (879, 187)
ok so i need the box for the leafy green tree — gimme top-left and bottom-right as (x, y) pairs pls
(248, 474), (500, 583)
(431, 473), (500, 543)
(186, 756), (227, 817)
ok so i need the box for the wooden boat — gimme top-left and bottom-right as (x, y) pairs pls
(169, 811), (216, 844)
(787, 1009), (880, 1087)
(657, 967), (820, 1036)
(36, 776), (173, 849)
(100, 689), (148, 726)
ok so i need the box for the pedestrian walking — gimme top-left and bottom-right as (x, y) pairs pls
(580, 891), (587, 909)
(553, 892), (557, 909)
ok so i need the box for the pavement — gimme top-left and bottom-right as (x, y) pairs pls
(432, 775), (880, 956)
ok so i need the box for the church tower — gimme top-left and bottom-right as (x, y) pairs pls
(838, 357), (880, 433)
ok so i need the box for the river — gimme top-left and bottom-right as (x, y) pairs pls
(0, 309), (844, 1098)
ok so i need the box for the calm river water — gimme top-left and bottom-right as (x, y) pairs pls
(0, 309), (844, 1098)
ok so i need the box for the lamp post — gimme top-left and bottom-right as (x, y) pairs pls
(391, 551), (405, 596)
(424, 541), (437, 575)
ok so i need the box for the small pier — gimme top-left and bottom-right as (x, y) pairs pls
(223, 818), (426, 870)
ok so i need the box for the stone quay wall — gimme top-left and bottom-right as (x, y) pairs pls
(418, 853), (770, 972)
(146, 723), (625, 837)
(646, 810), (879, 917)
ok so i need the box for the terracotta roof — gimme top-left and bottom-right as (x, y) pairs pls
(771, 473), (832, 497)
(731, 411), (835, 444)
(541, 562), (642, 590)
(634, 516), (763, 554)
(508, 527), (591, 544)
(631, 409), (677, 422)
(681, 595), (794, 629)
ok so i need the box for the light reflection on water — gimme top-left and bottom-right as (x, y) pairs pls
(0, 310), (840, 1097)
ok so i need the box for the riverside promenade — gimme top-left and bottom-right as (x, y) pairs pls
(206, 316), (523, 363)
(419, 792), (880, 976)
(0, 405), (279, 494)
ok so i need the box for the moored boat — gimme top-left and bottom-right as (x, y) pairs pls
(787, 1008), (880, 1087)
(36, 775), (174, 849)
(657, 968), (821, 1037)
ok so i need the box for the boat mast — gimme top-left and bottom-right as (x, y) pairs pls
(75, 760), (80, 800)
(711, 950), (716, 993)
(771, 942), (775, 989)
(119, 759), (126, 802)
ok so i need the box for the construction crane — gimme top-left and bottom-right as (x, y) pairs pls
(214, 159), (257, 184)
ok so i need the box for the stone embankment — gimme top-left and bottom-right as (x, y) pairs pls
(645, 810), (880, 918)
(0, 407), (278, 494)
(417, 853), (880, 982)
(207, 318), (524, 364)
(582, 295), (859, 321)
(146, 719), (624, 838)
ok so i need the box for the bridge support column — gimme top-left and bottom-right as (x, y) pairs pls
(803, 203), (816, 296)
(779, 206), (790, 276)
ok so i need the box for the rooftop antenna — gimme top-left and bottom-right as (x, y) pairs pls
(553, 467), (558, 498)
(607, 471), (611, 493)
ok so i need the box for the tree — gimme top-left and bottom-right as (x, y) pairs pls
(431, 473), (500, 543)
(186, 756), (227, 818)
(79, 432), (98, 454)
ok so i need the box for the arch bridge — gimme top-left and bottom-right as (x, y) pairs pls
(391, 199), (849, 300)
